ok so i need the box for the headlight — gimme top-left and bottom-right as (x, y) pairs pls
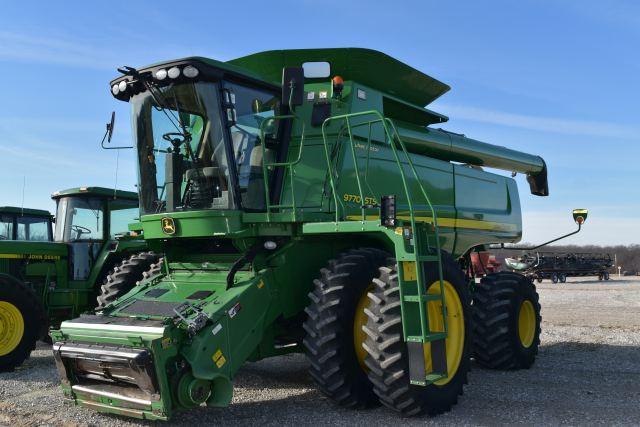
(118, 81), (127, 93)
(168, 67), (180, 79)
(183, 65), (199, 78)
(155, 69), (167, 80)
(111, 84), (120, 95)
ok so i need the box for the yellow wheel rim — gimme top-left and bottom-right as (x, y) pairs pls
(518, 300), (536, 348)
(0, 301), (24, 356)
(424, 280), (465, 386)
(353, 285), (373, 371)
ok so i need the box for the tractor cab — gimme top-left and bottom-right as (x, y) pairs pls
(0, 206), (53, 241)
(51, 187), (139, 280)
(110, 59), (283, 219)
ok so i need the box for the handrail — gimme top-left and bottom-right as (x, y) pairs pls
(320, 110), (447, 336)
(258, 114), (306, 221)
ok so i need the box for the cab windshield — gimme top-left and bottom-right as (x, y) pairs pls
(130, 80), (279, 215)
(54, 197), (105, 242)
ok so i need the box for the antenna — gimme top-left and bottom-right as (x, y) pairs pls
(21, 176), (26, 215)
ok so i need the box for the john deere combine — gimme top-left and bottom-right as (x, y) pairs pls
(0, 187), (155, 371)
(52, 48), (561, 419)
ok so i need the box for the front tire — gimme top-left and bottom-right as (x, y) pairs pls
(0, 276), (44, 372)
(96, 251), (159, 309)
(363, 252), (471, 416)
(472, 272), (541, 370)
(303, 247), (389, 408)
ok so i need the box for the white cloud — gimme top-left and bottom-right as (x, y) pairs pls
(437, 104), (640, 140)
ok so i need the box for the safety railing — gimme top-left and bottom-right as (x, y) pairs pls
(258, 115), (305, 221)
(320, 110), (448, 339)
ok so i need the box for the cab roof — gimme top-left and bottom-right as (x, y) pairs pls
(51, 187), (137, 201)
(0, 206), (52, 217)
(229, 48), (451, 106)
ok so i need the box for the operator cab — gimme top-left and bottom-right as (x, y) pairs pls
(0, 207), (53, 241)
(110, 59), (283, 216)
(51, 187), (138, 280)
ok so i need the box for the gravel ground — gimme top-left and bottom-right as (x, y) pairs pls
(1, 276), (639, 426)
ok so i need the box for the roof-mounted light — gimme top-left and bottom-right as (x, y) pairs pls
(155, 68), (168, 80)
(111, 84), (120, 95)
(117, 80), (127, 93)
(183, 65), (199, 78)
(168, 67), (180, 79)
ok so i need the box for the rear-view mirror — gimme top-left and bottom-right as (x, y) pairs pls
(282, 67), (304, 107)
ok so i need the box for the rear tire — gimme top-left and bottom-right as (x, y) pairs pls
(303, 247), (389, 408)
(558, 273), (567, 283)
(0, 277), (44, 372)
(603, 271), (610, 281)
(551, 273), (558, 284)
(96, 251), (159, 309)
(363, 252), (471, 416)
(472, 272), (541, 370)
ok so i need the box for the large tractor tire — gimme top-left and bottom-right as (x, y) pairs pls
(472, 272), (541, 370)
(96, 251), (159, 309)
(303, 247), (390, 408)
(363, 252), (471, 416)
(0, 276), (45, 372)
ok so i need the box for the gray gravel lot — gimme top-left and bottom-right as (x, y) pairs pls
(1, 276), (639, 426)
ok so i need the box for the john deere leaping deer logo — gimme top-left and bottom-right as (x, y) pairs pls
(161, 217), (176, 235)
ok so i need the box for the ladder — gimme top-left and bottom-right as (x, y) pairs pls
(320, 111), (449, 385)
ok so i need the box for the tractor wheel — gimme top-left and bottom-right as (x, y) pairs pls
(472, 272), (541, 370)
(0, 276), (45, 372)
(598, 273), (603, 281)
(536, 277), (543, 284)
(551, 273), (559, 284)
(603, 271), (610, 281)
(303, 247), (390, 408)
(142, 258), (164, 281)
(558, 273), (567, 283)
(362, 252), (471, 416)
(96, 251), (159, 309)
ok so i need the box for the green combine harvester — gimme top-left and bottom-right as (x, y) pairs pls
(0, 187), (156, 371)
(51, 48), (573, 419)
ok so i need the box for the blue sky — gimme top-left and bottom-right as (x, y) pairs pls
(0, 0), (638, 245)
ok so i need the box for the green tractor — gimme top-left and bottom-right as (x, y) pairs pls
(0, 187), (157, 371)
(52, 48), (573, 420)
(0, 206), (53, 242)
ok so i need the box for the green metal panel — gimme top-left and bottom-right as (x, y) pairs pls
(0, 206), (52, 217)
(229, 48), (451, 107)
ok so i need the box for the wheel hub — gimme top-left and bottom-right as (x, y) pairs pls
(518, 300), (536, 348)
(0, 301), (24, 356)
(424, 280), (464, 386)
(353, 284), (374, 371)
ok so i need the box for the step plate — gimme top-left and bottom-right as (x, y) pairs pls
(407, 341), (426, 384)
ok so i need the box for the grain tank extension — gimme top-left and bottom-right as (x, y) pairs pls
(52, 48), (551, 419)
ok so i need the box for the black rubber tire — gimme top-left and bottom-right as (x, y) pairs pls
(536, 277), (543, 284)
(0, 276), (45, 372)
(558, 273), (567, 283)
(96, 251), (159, 309)
(551, 273), (559, 284)
(472, 272), (541, 370)
(142, 258), (164, 281)
(363, 252), (472, 416)
(303, 247), (390, 409)
(603, 271), (610, 281)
